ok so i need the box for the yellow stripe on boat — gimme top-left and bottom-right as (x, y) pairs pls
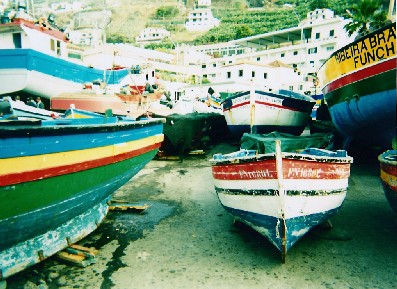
(319, 25), (396, 85)
(0, 134), (163, 176)
(380, 170), (397, 187)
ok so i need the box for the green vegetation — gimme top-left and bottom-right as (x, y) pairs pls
(42, 0), (392, 48)
(343, 0), (389, 37)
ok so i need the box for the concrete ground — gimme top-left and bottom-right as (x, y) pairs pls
(5, 142), (397, 289)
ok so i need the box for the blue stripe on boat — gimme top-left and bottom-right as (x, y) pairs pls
(1, 124), (163, 158)
(223, 205), (340, 252)
(0, 49), (129, 85)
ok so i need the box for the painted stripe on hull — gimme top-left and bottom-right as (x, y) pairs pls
(0, 198), (109, 279)
(0, 49), (128, 89)
(323, 68), (396, 107)
(1, 135), (163, 185)
(0, 121), (164, 158)
(217, 189), (346, 219)
(222, 204), (340, 252)
(318, 24), (396, 86)
(0, 149), (158, 248)
(212, 159), (351, 180)
(323, 58), (395, 96)
(214, 178), (349, 192)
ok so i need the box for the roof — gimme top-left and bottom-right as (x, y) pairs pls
(229, 26), (306, 48)
(267, 60), (291, 68)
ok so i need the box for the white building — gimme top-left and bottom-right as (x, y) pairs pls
(135, 27), (171, 45)
(185, 0), (220, 31)
(196, 8), (355, 94)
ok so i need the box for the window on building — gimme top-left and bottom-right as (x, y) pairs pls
(239, 70), (243, 77)
(308, 47), (318, 54)
(330, 30), (335, 37)
(281, 53), (285, 57)
(12, 33), (22, 48)
(293, 51), (298, 55)
(227, 71), (231, 79)
(326, 46), (334, 51)
(56, 40), (61, 56)
(289, 85), (293, 91)
(257, 57), (261, 61)
(212, 63), (216, 67)
(264, 73), (267, 79)
(310, 61), (315, 68)
(202, 64), (206, 68)
(316, 32), (320, 39)
(50, 39), (55, 52)
(251, 71), (255, 78)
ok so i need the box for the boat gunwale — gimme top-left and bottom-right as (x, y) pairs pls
(0, 117), (165, 136)
(210, 151), (353, 165)
(220, 89), (315, 105)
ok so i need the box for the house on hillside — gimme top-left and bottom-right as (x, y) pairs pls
(205, 60), (300, 90)
(135, 27), (171, 45)
(185, 0), (220, 31)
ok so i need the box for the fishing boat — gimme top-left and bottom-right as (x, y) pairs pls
(0, 5), (131, 99)
(50, 88), (164, 118)
(0, 96), (60, 120)
(221, 89), (315, 138)
(379, 150), (397, 214)
(0, 106), (165, 280)
(210, 140), (353, 262)
(317, 23), (396, 149)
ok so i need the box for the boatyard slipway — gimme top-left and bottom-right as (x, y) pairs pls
(5, 142), (397, 289)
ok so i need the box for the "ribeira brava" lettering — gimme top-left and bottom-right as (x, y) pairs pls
(334, 25), (396, 68)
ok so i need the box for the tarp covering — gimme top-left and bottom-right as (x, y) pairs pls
(240, 131), (334, 153)
(157, 112), (230, 155)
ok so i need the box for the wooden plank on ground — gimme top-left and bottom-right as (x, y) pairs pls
(109, 201), (149, 212)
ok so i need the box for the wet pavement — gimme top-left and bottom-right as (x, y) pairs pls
(4, 142), (397, 289)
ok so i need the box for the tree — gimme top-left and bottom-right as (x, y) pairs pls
(343, 0), (388, 37)
(309, 0), (329, 10)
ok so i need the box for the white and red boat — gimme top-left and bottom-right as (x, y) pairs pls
(221, 89), (315, 138)
(210, 141), (353, 262)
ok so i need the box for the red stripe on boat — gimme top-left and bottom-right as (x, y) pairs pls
(381, 163), (397, 176)
(1, 143), (161, 186)
(323, 58), (396, 94)
(212, 159), (351, 180)
(223, 100), (250, 112)
(223, 100), (298, 112)
(255, 100), (300, 111)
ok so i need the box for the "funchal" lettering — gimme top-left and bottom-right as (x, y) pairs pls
(334, 25), (396, 68)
